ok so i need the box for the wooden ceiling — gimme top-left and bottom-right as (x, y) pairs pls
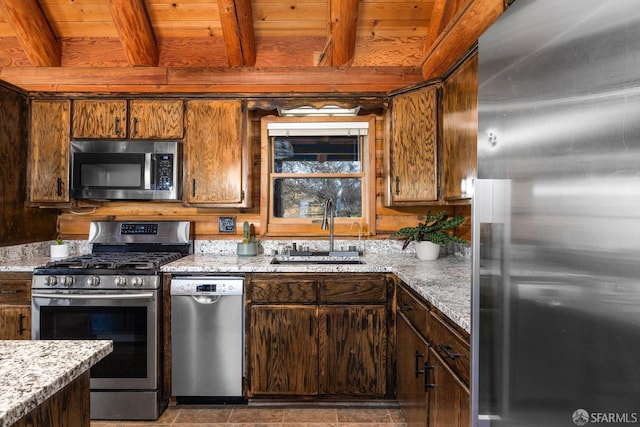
(0, 0), (504, 94)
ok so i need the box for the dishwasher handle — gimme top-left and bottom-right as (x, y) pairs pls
(190, 294), (222, 304)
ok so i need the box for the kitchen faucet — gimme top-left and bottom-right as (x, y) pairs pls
(321, 198), (335, 252)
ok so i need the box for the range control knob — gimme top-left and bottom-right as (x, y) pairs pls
(88, 276), (100, 287)
(115, 276), (128, 287)
(62, 276), (74, 287)
(130, 277), (144, 287)
(44, 276), (57, 286)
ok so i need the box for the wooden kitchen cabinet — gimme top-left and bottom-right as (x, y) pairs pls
(442, 53), (478, 201)
(396, 282), (470, 427)
(386, 85), (439, 206)
(72, 99), (183, 139)
(184, 99), (251, 207)
(0, 273), (32, 340)
(72, 99), (127, 138)
(246, 273), (393, 399)
(247, 274), (319, 396)
(28, 99), (71, 205)
(129, 99), (184, 139)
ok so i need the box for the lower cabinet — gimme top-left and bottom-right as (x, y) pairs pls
(246, 273), (394, 399)
(397, 282), (470, 427)
(0, 273), (32, 340)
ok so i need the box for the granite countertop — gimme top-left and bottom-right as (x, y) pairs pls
(0, 340), (112, 427)
(164, 253), (471, 333)
(0, 251), (471, 332)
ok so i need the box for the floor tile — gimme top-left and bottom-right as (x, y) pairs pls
(336, 408), (393, 423)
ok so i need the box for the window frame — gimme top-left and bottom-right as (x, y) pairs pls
(260, 115), (376, 237)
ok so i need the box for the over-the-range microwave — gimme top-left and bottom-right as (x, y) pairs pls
(70, 140), (182, 201)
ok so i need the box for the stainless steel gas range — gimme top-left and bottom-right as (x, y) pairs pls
(31, 220), (191, 421)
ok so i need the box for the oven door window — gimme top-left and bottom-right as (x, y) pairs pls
(40, 306), (148, 379)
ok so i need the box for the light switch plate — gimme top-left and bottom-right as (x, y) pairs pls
(218, 216), (236, 233)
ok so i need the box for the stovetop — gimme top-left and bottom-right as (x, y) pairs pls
(41, 251), (184, 270)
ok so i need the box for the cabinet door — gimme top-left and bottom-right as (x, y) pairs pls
(0, 306), (30, 339)
(320, 305), (387, 396)
(442, 54), (477, 201)
(72, 99), (127, 138)
(427, 347), (470, 427)
(397, 314), (429, 427)
(184, 100), (250, 206)
(388, 85), (439, 205)
(29, 100), (71, 204)
(129, 99), (184, 139)
(249, 305), (318, 396)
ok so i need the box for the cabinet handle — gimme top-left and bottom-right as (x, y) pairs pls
(424, 363), (435, 391)
(0, 289), (18, 294)
(18, 313), (26, 335)
(395, 176), (400, 195)
(309, 314), (313, 336)
(415, 351), (425, 378)
(114, 116), (121, 136)
(439, 344), (461, 360)
(192, 179), (196, 197)
(132, 117), (139, 137)
(400, 302), (414, 313)
(57, 178), (63, 196)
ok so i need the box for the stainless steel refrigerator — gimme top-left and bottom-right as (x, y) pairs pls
(472, 0), (640, 425)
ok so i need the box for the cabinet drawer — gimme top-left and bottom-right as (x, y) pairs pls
(397, 284), (428, 339)
(320, 274), (387, 304)
(248, 275), (317, 303)
(429, 311), (470, 385)
(0, 280), (31, 305)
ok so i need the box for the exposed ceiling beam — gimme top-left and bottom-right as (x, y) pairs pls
(0, 0), (60, 67)
(0, 66), (423, 94)
(217, 0), (256, 67)
(421, 0), (504, 79)
(424, 0), (447, 50)
(105, 0), (158, 66)
(324, 0), (359, 66)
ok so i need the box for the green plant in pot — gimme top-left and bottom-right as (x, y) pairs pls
(389, 211), (467, 261)
(50, 236), (69, 258)
(237, 221), (258, 257)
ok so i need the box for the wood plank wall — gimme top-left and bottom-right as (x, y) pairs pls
(57, 56), (476, 244)
(0, 83), (57, 245)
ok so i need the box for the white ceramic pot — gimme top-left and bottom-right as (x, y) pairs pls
(415, 241), (440, 261)
(50, 244), (69, 258)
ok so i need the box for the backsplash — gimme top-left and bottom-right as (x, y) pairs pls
(0, 239), (470, 260)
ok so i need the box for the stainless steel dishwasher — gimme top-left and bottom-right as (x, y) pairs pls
(170, 276), (245, 403)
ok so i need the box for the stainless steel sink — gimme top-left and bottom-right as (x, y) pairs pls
(269, 258), (366, 265)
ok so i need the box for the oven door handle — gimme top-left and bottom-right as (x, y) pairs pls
(31, 292), (155, 300)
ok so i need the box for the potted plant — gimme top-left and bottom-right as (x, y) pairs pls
(50, 237), (69, 258)
(390, 211), (467, 261)
(237, 221), (258, 257)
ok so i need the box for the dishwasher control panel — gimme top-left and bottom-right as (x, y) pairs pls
(170, 276), (244, 296)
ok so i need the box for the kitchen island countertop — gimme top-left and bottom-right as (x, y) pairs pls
(163, 253), (471, 333)
(0, 340), (112, 427)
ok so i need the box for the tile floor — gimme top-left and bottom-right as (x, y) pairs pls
(90, 404), (408, 426)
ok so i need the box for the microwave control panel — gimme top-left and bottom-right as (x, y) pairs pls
(154, 154), (174, 190)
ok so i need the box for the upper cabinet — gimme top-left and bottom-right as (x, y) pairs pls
(386, 85), (440, 206)
(442, 54), (478, 201)
(71, 99), (184, 139)
(72, 99), (126, 138)
(183, 99), (251, 207)
(129, 100), (184, 139)
(28, 100), (71, 205)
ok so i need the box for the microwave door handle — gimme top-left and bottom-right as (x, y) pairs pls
(145, 153), (152, 189)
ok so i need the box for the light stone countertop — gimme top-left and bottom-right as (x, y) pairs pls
(163, 253), (471, 333)
(0, 340), (112, 427)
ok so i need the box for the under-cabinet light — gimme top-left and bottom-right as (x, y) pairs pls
(277, 105), (361, 117)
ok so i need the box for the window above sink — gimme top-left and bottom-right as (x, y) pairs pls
(261, 116), (376, 237)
